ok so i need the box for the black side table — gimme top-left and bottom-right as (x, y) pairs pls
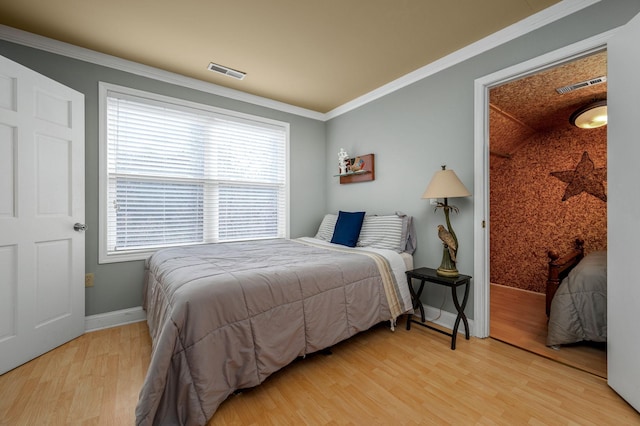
(405, 267), (471, 350)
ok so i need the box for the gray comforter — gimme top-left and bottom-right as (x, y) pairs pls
(546, 250), (607, 347)
(136, 237), (412, 426)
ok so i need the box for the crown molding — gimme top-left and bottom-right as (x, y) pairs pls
(0, 24), (325, 121)
(324, 0), (601, 120)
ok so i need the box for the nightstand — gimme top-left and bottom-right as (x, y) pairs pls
(405, 267), (471, 350)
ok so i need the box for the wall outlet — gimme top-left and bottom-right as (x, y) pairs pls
(85, 273), (94, 287)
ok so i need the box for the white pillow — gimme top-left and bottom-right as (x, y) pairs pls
(315, 212), (416, 254)
(357, 214), (405, 252)
(314, 214), (338, 241)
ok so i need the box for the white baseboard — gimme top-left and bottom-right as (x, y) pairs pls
(85, 306), (146, 332)
(84, 304), (474, 337)
(415, 303), (476, 337)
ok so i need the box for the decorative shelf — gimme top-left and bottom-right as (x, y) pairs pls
(333, 170), (369, 177)
(338, 153), (375, 184)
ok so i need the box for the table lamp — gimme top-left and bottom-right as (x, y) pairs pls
(422, 165), (471, 277)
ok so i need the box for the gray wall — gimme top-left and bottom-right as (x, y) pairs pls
(325, 0), (640, 318)
(0, 40), (326, 316)
(2, 0), (638, 319)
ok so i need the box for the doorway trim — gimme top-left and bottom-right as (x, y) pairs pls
(472, 29), (617, 338)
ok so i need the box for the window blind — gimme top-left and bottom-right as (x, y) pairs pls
(104, 88), (287, 257)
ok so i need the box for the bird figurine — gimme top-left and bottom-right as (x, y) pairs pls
(437, 225), (457, 262)
(349, 156), (364, 172)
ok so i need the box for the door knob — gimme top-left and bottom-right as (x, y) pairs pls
(74, 223), (87, 232)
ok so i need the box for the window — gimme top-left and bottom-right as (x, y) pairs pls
(99, 83), (289, 263)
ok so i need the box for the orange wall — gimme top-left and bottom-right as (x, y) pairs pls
(489, 120), (607, 293)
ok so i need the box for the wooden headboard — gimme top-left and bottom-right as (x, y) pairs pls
(546, 238), (585, 317)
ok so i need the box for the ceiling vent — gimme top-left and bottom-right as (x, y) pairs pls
(207, 62), (246, 80)
(556, 76), (606, 94)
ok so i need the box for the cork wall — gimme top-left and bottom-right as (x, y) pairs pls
(489, 107), (607, 293)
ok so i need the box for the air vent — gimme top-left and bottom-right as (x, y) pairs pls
(207, 62), (246, 80)
(556, 76), (606, 94)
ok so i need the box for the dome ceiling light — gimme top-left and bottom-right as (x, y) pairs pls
(570, 100), (607, 129)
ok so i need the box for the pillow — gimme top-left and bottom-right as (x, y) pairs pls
(315, 214), (338, 241)
(330, 211), (366, 247)
(357, 214), (404, 251)
(357, 212), (416, 254)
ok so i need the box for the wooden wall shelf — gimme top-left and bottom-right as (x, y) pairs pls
(339, 153), (375, 184)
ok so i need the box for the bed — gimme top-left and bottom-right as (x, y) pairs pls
(135, 212), (415, 426)
(545, 239), (607, 347)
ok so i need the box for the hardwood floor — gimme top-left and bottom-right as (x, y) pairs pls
(0, 321), (151, 425)
(1, 319), (637, 425)
(490, 283), (607, 379)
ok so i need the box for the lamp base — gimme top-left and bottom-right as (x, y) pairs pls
(437, 244), (459, 278)
(436, 267), (460, 278)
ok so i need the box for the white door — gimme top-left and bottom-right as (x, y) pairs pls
(607, 11), (640, 412)
(0, 55), (85, 375)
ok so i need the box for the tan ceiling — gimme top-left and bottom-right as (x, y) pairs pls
(0, 0), (562, 113)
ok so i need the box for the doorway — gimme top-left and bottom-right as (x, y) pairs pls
(487, 51), (608, 378)
(474, 35), (606, 376)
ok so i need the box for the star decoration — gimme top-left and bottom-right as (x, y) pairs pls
(550, 151), (607, 202)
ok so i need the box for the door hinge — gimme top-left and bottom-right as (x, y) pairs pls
(482, 220), (486, 228)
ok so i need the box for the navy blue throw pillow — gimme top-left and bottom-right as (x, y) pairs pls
(330, 211), (366, 247)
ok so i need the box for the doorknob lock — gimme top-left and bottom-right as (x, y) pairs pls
(74, 223), (87, 232)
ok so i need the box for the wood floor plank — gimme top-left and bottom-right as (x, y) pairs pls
(0, 319), (637, 425)
(490, 283), (607, 378)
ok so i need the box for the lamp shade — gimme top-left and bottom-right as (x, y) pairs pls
(422, 168), (471, 199)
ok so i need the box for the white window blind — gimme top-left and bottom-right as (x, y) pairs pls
(100, 84), (288, 262)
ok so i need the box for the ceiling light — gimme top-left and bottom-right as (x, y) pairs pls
(570, 100), (607, 129)
(207, 62), (246, 80)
